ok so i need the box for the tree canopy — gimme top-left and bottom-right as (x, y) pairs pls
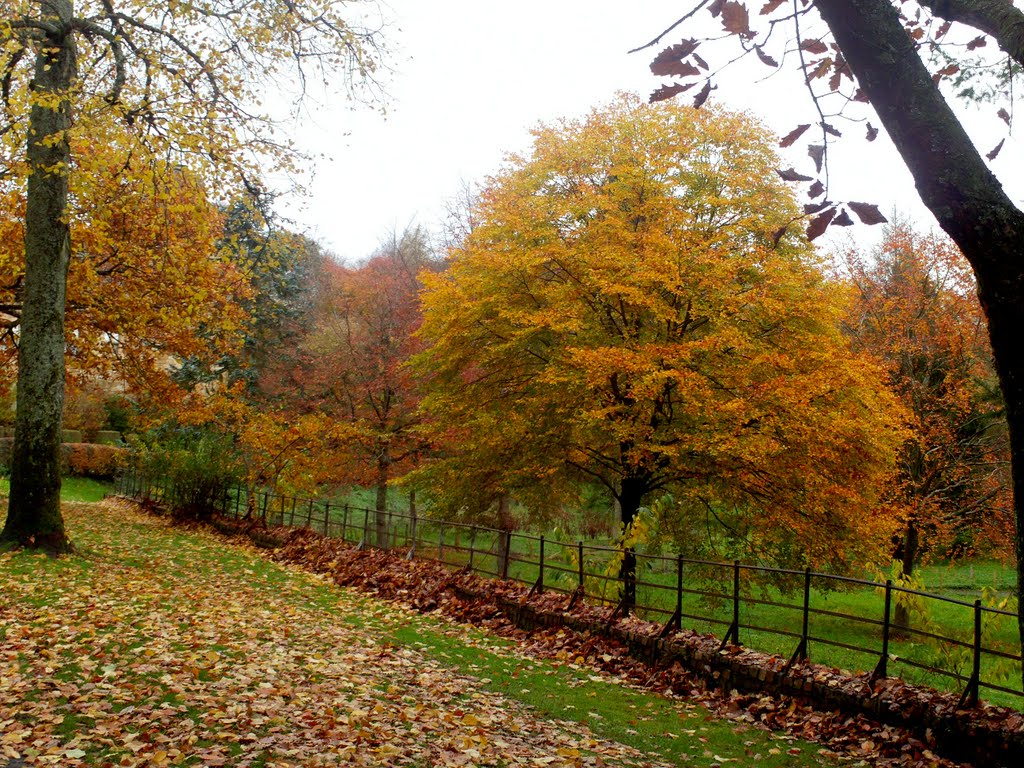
(642, 0), (1024, 682)
(415, 95), (906, 580)
(841, 223), (1011, 573)
(0, 0), (386, 551)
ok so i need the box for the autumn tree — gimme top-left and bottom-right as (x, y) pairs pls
(288, 226), (440, 547)
(415, 95), (906, 610)
(841, 223), (1011, 626)
(0, 0), (384, 552)
(0, 127), (252, 426)
(642, 0), (1024, 680)
(174, 197), (330, 392)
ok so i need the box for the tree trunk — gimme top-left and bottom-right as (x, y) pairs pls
(894, 519), (920, 633)
(496, 494), (513, 580)
(1, 2), (76, 555)
(816, 0), (1024, 691)
(374, 450), (390, 549)
(618, 475), (646, 616)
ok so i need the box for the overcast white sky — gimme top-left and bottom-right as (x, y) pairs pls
(276, 0), (1022, 263)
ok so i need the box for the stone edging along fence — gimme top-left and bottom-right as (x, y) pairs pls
(240, 516), (1024, 767)
(465, 585), (1024, 768)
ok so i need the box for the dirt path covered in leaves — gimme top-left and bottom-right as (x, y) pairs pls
(1, 500), (822, 768)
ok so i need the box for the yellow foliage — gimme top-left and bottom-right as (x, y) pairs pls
(415, 94), (907, 570)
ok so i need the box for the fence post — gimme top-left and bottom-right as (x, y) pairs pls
(468, 527), (477, 572)
(306, 499), (314, 529)
(407, 515), (417, 560)
(785, 567), (812, 670)
(568, 540), (586, 610)
(439, 521), (445, 563)
(718, 560), (741, 650)
(501, 530), (512, 580)
(578, 540), (585, 590)
(958, 600), (982, 708)
(660, 555), (684, 638)
(528, 536), (545, 597)
(360, 506), (369, 549)
(873, 579), (893, 681)
(539, 535), (544, 593)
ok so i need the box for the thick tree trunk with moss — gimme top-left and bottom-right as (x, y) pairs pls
(0, 2), (75, 554)
(816, 0), (1024, 687)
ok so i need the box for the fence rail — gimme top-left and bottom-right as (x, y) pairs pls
(118, 472), (1023, 709)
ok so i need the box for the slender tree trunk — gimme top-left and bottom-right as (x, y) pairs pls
(618, 475), (646, 616)
(894, 519), (920, 633)
(1, 1), (76, 554)
(816, 0), (1024, 690)
(374, 448), (390, 549)
(496, 494), (513, 580)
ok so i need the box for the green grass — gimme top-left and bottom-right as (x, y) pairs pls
(214, 483), (1022, 709)
(382, 618), (833, 767)
(1, 501), (839, 767)
(0, 475), (113, 503)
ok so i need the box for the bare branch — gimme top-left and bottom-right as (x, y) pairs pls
(629, 1), (713, 54)
(69, 16), (126, 103)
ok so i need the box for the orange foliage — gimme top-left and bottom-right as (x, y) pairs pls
(256, 228), (439, 504)
(0, 127), (252, 407)
(841, 224), (1013, 563)
(62, 443), (126, 480)
(415, 94), (907, 570)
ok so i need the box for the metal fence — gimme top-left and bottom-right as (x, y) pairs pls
(118, 472), (1023, 709)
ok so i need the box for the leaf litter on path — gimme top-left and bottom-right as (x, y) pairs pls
(1, 501), (676, 766)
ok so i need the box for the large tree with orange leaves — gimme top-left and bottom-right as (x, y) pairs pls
(0, 132), (251, 402)
(415, 95), (906, 608)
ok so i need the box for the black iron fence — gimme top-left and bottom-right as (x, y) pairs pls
(118, 472), (1023, 709)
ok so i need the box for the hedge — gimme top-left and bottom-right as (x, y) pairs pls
(0, 438), (126, 480)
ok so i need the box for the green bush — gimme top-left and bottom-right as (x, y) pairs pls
(132, 428), (240, 521)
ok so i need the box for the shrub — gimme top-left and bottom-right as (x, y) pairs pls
(0, 438), (125, 479)
(64, 443), (126, 479)
(132, 428), (240, 521)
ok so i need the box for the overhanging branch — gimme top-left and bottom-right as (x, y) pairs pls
(919, 0), (1024, 68)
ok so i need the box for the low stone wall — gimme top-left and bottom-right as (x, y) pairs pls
(470, 587), (1023, 768)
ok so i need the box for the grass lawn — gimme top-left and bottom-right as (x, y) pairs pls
(242, 495), (1021, 710)
(0, 500), (840, 767)
(0, 475), (113, 503)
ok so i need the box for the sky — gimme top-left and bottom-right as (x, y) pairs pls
(275, 0), (1022, 263)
